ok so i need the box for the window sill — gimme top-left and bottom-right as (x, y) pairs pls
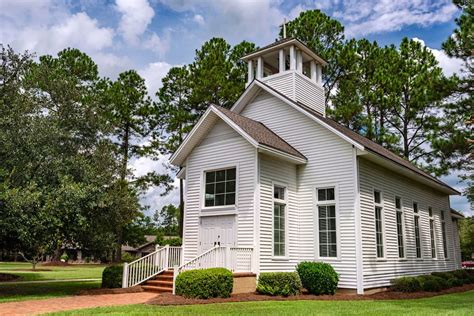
(317, 257), (341, 262)
(272, 257), (289, 261)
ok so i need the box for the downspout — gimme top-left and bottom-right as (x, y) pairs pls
(353, 146), (364, 294)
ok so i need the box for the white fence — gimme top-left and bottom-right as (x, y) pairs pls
(122, 245), (182, 288)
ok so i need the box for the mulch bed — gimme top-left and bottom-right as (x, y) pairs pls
(0, 273), (20, 282)
(146, 284), (474, 306)
(77, 286), (144, 296)
(41, 261), (71, 266)
(12, 268), (52, 272)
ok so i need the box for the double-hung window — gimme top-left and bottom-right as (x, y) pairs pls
(395, 197), (404, 258)
(317, 187), (337, 258)
(413, 202), (422, 258)
(374, 191), (384, 258)
(273, 185), (286, 257)
(204, 168), (236, 207)
(429, 207), (436, 258)
(441, 210), (448, 259)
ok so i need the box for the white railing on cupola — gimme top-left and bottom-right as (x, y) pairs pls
(122, 245), (182, 288)
(172, 246), (255, 294)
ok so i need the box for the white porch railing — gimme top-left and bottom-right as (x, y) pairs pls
(172, 246), (254, 294)
(122, 245), (182, 288)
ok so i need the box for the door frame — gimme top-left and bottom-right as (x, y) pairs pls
(198, 214), (237, 254)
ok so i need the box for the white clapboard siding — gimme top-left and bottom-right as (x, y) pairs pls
(259, 154), (298, 271)
(241, 91), (358, 289)
(358, 158), (458, 289)
(294, 73), (325, 115)
(261, 72), (294, 99)
(183, 119), (256, 263)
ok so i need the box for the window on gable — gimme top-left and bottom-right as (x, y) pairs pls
(317, 187), (337, 258)
(204, 168), (236, 207)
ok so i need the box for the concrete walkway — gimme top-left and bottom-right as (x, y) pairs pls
(0, 279), (101, 285)
(0, 292), (157, 315)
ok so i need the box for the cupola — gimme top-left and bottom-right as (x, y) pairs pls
(241, 38), (327, 116)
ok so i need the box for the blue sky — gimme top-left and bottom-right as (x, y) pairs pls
(1, 0), (470, 215)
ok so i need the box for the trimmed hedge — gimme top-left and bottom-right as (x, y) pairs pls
(296, 261), (339, 295)
(418, 275), (449, 292)
(448, 278), (464, 287)
(257, 272), (302, 296)
(175, 268), (233, 299)
(391, 276), (422, 293)
(431, 271), (455, 280)
(102, 265), (123, 288)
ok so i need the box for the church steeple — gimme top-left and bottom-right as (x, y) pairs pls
(241, 38), (327, 116)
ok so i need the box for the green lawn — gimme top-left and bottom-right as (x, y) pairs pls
(50, 290), (474, 316)
(0, 262), (106, 281)
(0, 280), (101, 303)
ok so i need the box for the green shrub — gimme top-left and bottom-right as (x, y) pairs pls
(121, 252), (138, 263)
(431, 271), (455, 280)
(156, 233), (182, 247)
(175, 268), (233, 299)
(418, 275), (449, 292)
(452, 269), (470, 280)
(391, 276), (422, 292)
(102, 265), (123, 288)
(296, 261), (339, 295)
(448, 278), (463, 287)
(60, 253), (69, 262)
(257, 272), (302, 296)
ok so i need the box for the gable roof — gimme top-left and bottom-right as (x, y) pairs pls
(169, 104), (307, 166)
(450, 208), (465, 219)
(232, 80), (459, 195)
(241, 37), (328, 66)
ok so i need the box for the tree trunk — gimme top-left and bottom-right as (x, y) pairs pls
(179, 178), (184, 238)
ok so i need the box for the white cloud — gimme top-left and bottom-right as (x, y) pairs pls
(139, 61), (175, 96)
(2, 12), (114, 56)
(412, 38), (463, 76)
(193, 14), (205, 25)
(340, 0), (458, 37)
(115, 0), (155, 44)
(143, 32), (171, 57)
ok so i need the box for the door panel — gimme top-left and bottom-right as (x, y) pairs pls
(199, 215), (236, 253)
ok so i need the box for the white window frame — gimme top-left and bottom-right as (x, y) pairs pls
(441, 210), (448, 259)
(413, 201), (422, 259)
(314, 184), (339, 260)
(428, 206), (437, 259)
(395, 196), (406, 259)
(373, 190), (385, 259)
(200, 164), (238, 213)
(272, 181), (288, 259)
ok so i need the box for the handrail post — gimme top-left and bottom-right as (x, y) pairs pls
(165, 245), (170, 270)
(172, 265), (179, 295)
(122, 262), (129, 288)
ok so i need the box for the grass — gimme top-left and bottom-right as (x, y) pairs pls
(0, 280), (101, 303)
(49, 290), (474, 316)
(0, 262), (106, 281)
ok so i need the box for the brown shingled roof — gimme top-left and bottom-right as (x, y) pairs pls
(450, 208), (465, 218)
(253, 80), (459, 194)
(213, 105), (306, 161)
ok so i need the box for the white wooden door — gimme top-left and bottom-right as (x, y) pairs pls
(199, 215), (236, 253)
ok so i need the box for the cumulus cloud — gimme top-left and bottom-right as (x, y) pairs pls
(412, 38), (463, 76)
(115, 0), (155, 44)
(143, 31), (171, 57)
(336, 0), (459, 37)
(193, 14), (205, 25)
(139, 61), (175, 97)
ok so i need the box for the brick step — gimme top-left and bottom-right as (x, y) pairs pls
(161, 270), (174, 275)
(155, 275), (174, 281)
(146, 280), (173, 288)
(142, 285), (172, 293)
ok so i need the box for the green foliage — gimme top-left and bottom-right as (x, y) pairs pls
(154, 204), (179, 236)
(175, 268), (233, 299)
(431, 271), (455, 280)
(256, 272), (302, 296)
(120, 252), (137, 263)
(101, 265), (123, 288)
(448, 278), (464, 287)
(459, 217), (474, 260)
(452, 269), (470, 280)
(418, 275), (449, 292)
(296, 262), (339, 295)
(60, 254), (69, 262)
(391, 276), (422, 292)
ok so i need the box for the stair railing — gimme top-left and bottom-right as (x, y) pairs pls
(122, 245), (183, 288)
